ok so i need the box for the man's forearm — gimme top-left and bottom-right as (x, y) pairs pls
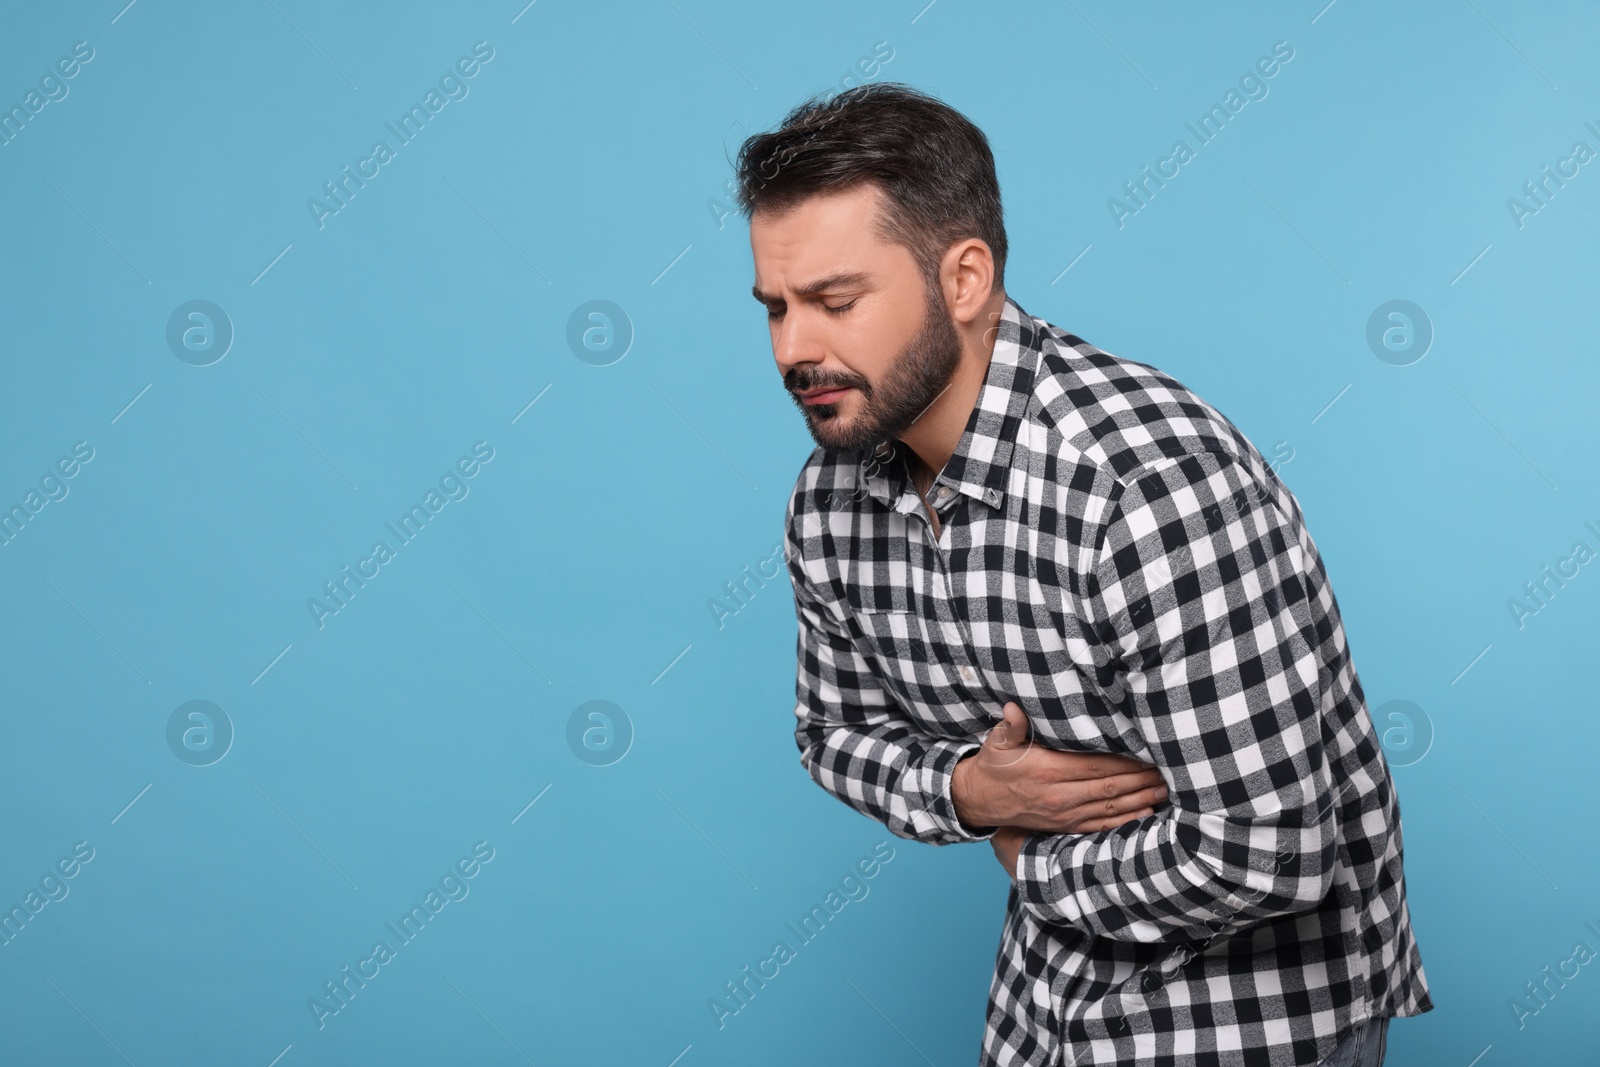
(797, 721), (999, 846)
(1011, 800), (1338, 943)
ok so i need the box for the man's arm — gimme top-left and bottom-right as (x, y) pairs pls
(787, 496), (999, 846)
(1011, 450), (1339, 943)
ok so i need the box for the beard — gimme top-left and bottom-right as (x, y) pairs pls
(784, 279), (964, 455)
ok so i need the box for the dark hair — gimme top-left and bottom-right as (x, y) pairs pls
(733, 82), (1007, 293)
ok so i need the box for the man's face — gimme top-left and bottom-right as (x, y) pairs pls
(750, 184), (963, 453)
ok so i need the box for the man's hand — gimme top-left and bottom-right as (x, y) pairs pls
(953, 701), (1168, 834)
(990, 826), (1028, 878)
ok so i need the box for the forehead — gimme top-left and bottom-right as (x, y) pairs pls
(749, 184), (905, 287)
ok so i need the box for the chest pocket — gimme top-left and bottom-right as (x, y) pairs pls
(843, 583), (991, 736)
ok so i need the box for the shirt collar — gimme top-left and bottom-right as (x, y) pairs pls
(861, 293), (1039, 512)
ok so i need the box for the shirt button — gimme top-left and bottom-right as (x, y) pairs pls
(934, 486), (953, 505)
(960, 665), (976, 682)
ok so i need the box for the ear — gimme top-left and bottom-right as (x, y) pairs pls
(939, 237), (996, 327)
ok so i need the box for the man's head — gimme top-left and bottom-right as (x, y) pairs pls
(737, 83), (1007, 453)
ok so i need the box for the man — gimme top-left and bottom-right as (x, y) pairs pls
(738, 83), (1432, 1067)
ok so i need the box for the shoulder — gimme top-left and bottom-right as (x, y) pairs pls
(1021, 311), (1281, 498)
(1011, 309), (1302, 572)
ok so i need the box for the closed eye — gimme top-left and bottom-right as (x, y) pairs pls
(766, 299), (856, 320)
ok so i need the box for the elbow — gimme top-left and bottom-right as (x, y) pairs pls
(1182, 810), (1339, 927)
(1215, 859), (1334, 921)
(1225, 840), (1338, 921)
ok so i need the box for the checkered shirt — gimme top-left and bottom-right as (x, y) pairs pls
(783, 295), (1433, 1066)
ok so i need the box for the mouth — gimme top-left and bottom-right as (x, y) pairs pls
(798, 386), (853, 406)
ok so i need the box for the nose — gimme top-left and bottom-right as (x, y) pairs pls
(772, 309), (823, 377)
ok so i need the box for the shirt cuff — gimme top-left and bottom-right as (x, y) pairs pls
(914, 739), (998, 843)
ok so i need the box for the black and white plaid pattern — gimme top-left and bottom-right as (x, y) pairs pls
(784, 295), (1433, 1066)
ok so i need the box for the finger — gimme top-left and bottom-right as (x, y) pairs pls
(981, 703), (1036, 769)
(1029, 780), (1164, 832)
(1136, 783), (1170, 809)
(988, 701), (1031, 750)
(1050, 773), (1166, 816)
(1093, 793), (1142, 820)
(1035, 749), (1154, 779)
(1082, 769), (1167, 799)
(1079, 806), (1156, 833)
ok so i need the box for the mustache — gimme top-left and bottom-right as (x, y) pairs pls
(785, 369), (870, 395)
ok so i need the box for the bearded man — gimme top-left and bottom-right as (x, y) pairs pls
(739, 82), (1432, 1067)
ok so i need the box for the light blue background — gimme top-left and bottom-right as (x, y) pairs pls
(2, 1), (1596, 1063)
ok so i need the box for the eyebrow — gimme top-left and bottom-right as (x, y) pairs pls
(751, 270), (872, 306)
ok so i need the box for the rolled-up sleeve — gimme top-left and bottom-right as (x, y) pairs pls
(1013, 451), (1339, 941)
(787, 494), (997, 846)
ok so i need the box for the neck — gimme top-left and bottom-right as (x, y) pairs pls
(899, 288), (1007, 483)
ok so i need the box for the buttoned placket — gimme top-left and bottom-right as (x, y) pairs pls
(875, 442), (991, 698)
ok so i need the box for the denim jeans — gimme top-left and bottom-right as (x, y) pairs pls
(1318, 1016), (1389, 1067)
